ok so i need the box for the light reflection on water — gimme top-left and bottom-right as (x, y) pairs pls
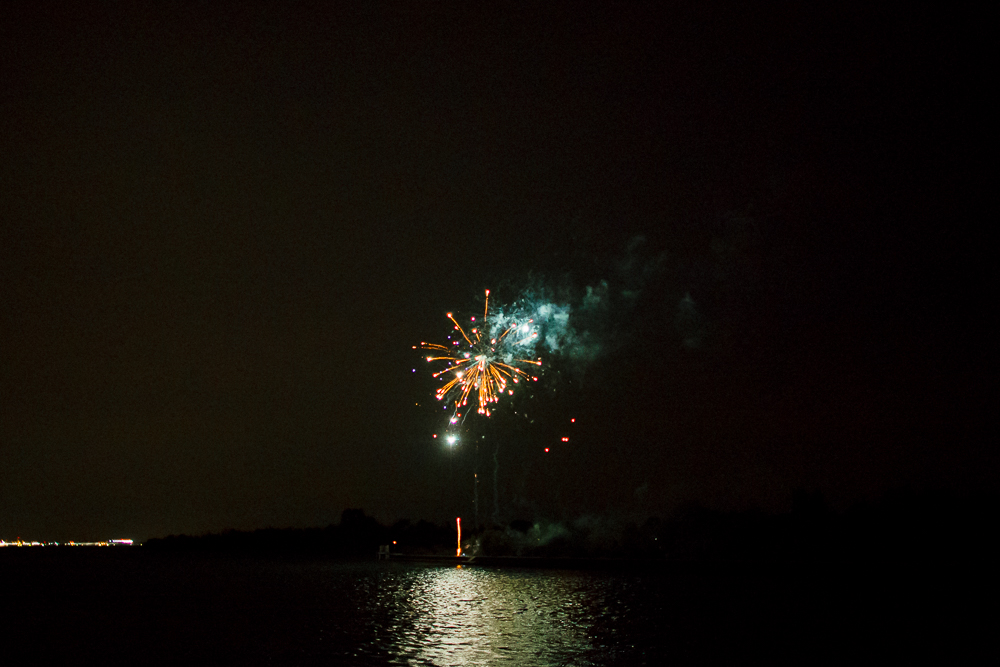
(5, 552), (909, 664)
(380, 566), (593, 666)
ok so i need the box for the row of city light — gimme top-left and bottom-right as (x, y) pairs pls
(0, 539), (134, 547)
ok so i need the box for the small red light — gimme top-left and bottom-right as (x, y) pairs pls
(432, 434), (437, 438)
(561, 437), (569, 442)
(544, 448), (550, 452)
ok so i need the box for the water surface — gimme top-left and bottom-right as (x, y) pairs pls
(1, 550), (961, 665)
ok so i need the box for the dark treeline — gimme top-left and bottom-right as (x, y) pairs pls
(144, 509), (453, 557)
(144, 490), (996, 562)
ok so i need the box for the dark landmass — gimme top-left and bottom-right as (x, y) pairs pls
(143, 489), (997, 564)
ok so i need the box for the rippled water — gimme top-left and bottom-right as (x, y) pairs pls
(2, 550), (962, 665)
(363, 565), (644, 665)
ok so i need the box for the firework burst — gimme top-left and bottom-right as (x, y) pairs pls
(417, 290), (541, 421)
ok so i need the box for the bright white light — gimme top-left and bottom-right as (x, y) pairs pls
(445, 434), (458, 445)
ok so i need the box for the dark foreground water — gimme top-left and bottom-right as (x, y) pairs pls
(1, 550), (978, 665)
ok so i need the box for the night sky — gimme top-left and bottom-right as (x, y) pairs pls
(1, 2), (990, 541)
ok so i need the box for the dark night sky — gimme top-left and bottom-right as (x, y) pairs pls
(1, 2), (991, 540)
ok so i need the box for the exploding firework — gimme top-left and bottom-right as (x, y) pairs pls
(416, 290), (541, 421)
